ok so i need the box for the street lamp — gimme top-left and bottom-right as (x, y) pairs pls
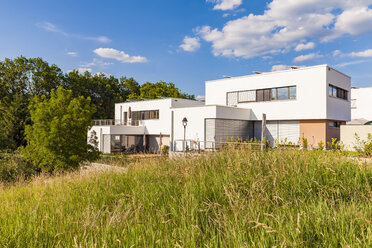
(182, 117), (188, 155)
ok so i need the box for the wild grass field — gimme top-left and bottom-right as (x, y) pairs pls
(0, 149), (371, 247)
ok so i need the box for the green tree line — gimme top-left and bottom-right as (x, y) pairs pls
(0, 56), (195, 151)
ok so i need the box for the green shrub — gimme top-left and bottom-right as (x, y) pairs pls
(317, 140), (324, 150)
(0, 152), (38, 183)
(354, 133), (372, 157)
(327, 138), (341, 151)
(23, 87), (99, 172)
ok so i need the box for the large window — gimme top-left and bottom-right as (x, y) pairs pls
(227, 85), (296, 105)
(131, 110), (159, 120)
(329, 84), (348, 100)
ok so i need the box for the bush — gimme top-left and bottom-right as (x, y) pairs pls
(354, 133), (372, 157)
(0, 152), (38, 183)
(327, 138), (341, 151)
(23, 87), (100, 172)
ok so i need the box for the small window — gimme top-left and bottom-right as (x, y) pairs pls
(351, 99), (356, 109)
(256, 90), (264, 102)
(263, 89), (271, 101)
(277, 87), (289, 100)
(114, 135), (120, 141)
(329, 121), (341, 128)
(238, 90), (256, 102)
(227, 92), (238, 106)
(271, 88), (277, 100)
(289, 86), (296, 99)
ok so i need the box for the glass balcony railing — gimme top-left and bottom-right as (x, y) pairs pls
(92, 119), (144, 126)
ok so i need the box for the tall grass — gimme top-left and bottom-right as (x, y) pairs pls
(0, 149), (371, 247)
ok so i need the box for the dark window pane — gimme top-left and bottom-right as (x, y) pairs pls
(277, 87), (289, 100)
(256, 90), (264, 101)
(289, 86), (296, 99)
(329, 86), (333, 96)
(263, 89), (271, 101)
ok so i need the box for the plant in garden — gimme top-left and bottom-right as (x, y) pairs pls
(23, 87), (99, 172)
(354, 133), (372, 157)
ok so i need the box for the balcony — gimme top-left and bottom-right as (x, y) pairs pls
(92, 119), (144, 126)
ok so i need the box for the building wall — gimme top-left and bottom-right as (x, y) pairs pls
(206, 65), (327, 120)
(326, 67), (351, 121)
(300, 120), (327, 148)
(351, 87), (372, 120)
(341, 125), (372, 151)
(114, 98), (204, 136)
(171, 105), (252, 149)
(205, 65), (351, 122)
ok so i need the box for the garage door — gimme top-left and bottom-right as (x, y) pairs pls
(278, 121), (300, 144)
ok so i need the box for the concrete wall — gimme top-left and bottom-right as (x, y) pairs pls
(326, 67), (351, 121)
(171, 105), (252, 146)
(115, 98), (204, 135)
(351, 87), (372, 120)
(341, 125), (372, 151)
(205, 65), (351, 122)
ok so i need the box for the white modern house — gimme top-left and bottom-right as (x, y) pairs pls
(88, 64), (351, 153)
(350, 87), (372, 125)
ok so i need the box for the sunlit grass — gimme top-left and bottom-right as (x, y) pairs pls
(0, 149), (371, 247)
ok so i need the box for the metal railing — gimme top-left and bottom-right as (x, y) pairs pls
(92, 119), (144, 126)
(172, 140), (266, 152)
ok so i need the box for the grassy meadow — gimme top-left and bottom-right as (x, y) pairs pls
(0, 148), (371, 247)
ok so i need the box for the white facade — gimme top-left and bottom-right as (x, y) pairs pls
(88, 64), (351, 152)
(206, 65), (350, 121)
(350, 87), (372, 121)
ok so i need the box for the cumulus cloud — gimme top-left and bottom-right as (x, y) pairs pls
(196, 95), (205, 101)
(271, 64), (290, 71)
(295, 42), (315, 52)
(293, 53), (323, 62)
(94, 48), (148, 63)
(77, 68), (92, 74)
(180, 36), (201, 52)
(207, 0), (243, 10)
(350, 49), (372, 57)
(66, 51), (78, 57)
(333, 50), (343, 57)
(36, 22), (111, 43)
(192, 0), (372, 59)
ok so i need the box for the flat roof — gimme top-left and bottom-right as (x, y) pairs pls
(115, 97), (202, 105)
(206, 64), (351, 83)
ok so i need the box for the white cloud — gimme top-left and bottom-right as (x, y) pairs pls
(77, 68), (92, 74)
(180, 36), (201, 52)
(295, 42), (315, 51)
(207, 0), (242, 10)
(67, 51), (78, 57)
(271, 64), (290, 71)
(293, 53), (323, 62)
(334, 60), (369, 67)
(196, 95), (205, 101)
(93, 48), (148, 63)
(80, 58), (113, 68)
(192, 0), (372, 59)
(333, 50), (343, 57)
(37, 22), (111, 43)
(350, 49), (372, 57)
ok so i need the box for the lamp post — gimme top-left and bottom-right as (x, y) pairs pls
(182, 117), (188, 155)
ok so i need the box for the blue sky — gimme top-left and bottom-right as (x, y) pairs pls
(1, 0), (372, 99)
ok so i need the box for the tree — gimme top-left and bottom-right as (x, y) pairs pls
(128, 81), (195, 100)
(63, 71), (132, 119)
(0, 57), (64, 150)
(23, 87), (99, 172)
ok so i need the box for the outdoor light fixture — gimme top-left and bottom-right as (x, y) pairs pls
(182, 117), (188, 127)
(182, 117), (188, 155)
